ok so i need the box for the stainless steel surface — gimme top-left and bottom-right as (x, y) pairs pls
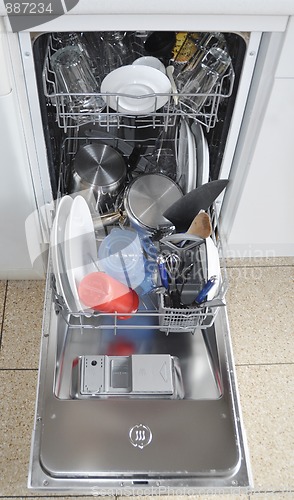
(70, 143), (126, 210)
(124, 173), (182, 231)
(28, 276), (252, 492)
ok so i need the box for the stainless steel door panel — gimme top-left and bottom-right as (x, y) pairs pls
(35, 294), (241, 480)
(40, 398), (240, 478)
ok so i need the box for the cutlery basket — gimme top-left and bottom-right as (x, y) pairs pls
(158, 292), (224, 333)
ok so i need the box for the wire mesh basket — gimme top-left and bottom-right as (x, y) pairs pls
(42, 33), (235, 132)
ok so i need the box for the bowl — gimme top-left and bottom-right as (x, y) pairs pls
(100, 65), (171, 114)
(132, 56), (166, 74)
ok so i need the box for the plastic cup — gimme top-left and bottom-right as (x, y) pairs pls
(78, 272), (139, 320)
(98, 228), (145, 289)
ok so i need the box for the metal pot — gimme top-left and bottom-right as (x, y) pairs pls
(124, 173), (182, 237)
(70, 143), (127, 211)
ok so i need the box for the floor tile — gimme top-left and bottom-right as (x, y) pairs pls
(236, 364), (294, 493)
(226, 266), (294, 364)
(250, 493), (294, 499)
(0, 370), (37, 496)
(117, 495), (249, 500)
(0, 371), (105, 498)
(0, 280), (45, 369)
(225, 257), (294, 268)
(0, 280), (7, 329)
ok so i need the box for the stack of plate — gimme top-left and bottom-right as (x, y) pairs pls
(50, 195), (98, 314)
(176, 118), (210, 194)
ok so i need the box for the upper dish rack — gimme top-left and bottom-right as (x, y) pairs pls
(42, 34), (235, 132)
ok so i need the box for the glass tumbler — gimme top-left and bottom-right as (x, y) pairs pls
(50, 45), (105, 115)
(178, 46), (231, 112)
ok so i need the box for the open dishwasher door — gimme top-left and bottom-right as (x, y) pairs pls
(29, 278), (252, 493)
(27, 29), (253, 494)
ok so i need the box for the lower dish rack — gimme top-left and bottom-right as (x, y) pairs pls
(51, 236), (227, 336)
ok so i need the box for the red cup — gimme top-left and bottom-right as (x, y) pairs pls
(78, 272), (139, 320)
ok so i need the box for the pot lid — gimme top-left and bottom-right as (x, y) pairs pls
(126, 174), (182, 229)
(74, 143), (126, 188)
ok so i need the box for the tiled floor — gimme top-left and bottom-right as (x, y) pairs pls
(0, 259), (293, 499)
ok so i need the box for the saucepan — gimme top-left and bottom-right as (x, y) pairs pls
(123, 173), (183, 239)
(69, 143), (127, 212)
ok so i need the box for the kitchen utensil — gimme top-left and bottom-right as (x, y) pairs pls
(166, 65), (178, 104)
(100, 65), (171, 114)
(70, 143), (127, 212)
(78, 272), (139, 320)
(195, 275), (218, 305)
(124, 173), (182, 235)
(162, 179), (229, 232)
(187, 211), (212, 239)
(156, 255), (169, 290)
(164, 253), (182, 307)
(98, 228), (145, 290)
(127, 144), (143, 175)
(144, 31), (176, 60)
(92, 210), (126, 230)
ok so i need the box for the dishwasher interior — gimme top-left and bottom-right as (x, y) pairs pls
(28, 30), (252, 493)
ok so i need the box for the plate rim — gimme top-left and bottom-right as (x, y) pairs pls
(50, 195), (76, 312)
(64, 195), (97, 312)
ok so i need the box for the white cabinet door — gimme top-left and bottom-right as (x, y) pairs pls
(225, 77), (294, 257)
(0, 90), (44, 279)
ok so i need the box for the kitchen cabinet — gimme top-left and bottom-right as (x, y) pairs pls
(222, 17), (294, 258)
(224, 77), (294, 257)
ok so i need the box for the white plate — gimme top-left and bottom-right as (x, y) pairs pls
(203, 135), (210, 185)
(176, 118), (197, 194)
(185, 120), (197, 193)
(176, 118), (189, 193)
(50, 195), (76, 312)
(64, 196), (98, 312)
(206, 236), (221, 301)
(191, 121), (209, 187)
(101, 65), (171, 115)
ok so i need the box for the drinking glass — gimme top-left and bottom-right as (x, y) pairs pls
(178, 46), (231, 112)
(50, 45), (105, 115)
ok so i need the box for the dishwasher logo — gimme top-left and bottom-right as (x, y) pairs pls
(5, 0), (79, 32)
(129, 424), (152, 449)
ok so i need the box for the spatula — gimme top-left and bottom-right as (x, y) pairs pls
(163, 179), (229, 232)
(187, 210), (212, 239)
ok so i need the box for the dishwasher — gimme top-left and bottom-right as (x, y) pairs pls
(27, 30), (253, 494)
